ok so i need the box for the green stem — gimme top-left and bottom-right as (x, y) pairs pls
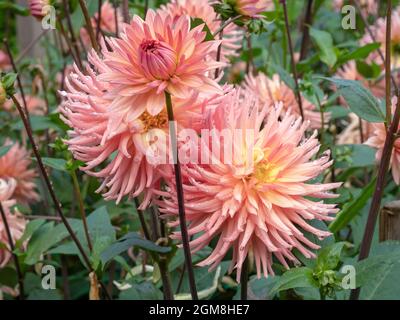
(71, 170), (93, 252)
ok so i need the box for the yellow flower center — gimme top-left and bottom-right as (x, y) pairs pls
(254, 161), (280, 183)
(252, 147), (281, 183)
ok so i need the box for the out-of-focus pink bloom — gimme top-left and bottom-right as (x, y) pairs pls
(159, 0), (243, 61)
(0, 178), (27, 268)
(244, 73), (328, 129)
(60, 63), (223, 208)
(365, 98), (400, 184)
(360, 7), (400, 70)
(333, 0), (377, 16)
(336, 60), (362, 82)
(80, 1), (123, 48)
(157, 89), (340, 280)
(0, 50), (11, 71)
(0, 142), (39, 205)
(3, 95), (46, 115)
(28, 0), (50, 19)
(233, 0), (273, 17)
(361, 6), (400, 46)
(227, 61), (246, 83)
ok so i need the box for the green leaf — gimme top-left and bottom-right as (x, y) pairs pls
(322, 77), (385, 123)
(0, 144), (12, 157)
(25, 219), (81, 265)
(329, 177), (376, 233)
(334, 144), (376, 169)
(310, 28), (337, 67)
(12, 115), (62, 132)
(119, 282), (163, 300)
(86, 206), (116, 269)
(0, 2), (29, 15)
(169, 246), (212, 272)
(191, 18), (215, 41)
(316, 242), (346, 272)
(325, 105), (350, 120)
(48, 206), (116, 269)
(27, 289), (63, 300)
(356, 60), (381, 79)
(270, 267), (318, 296)
(0, 267), (17, 287)
(40, 157), (67, 171)
(1, 73), (17, 96)
(337, 43), (380, 65)
(233, 275), (279, 300)
(240, 48), (262, 62)
(16, 219), (46, 247)
(355, 242), (400, 299)
(101, 233), (171, 266)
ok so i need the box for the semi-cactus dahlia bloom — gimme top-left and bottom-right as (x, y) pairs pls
(0, 178), (27, 268)
(93, 10), (223, 117)
(365, 99), (400, 185)
(0, 142), (39, 205)
(60, 62), (223, 207)
(80, 1), (123, 48)
(28, 0), (50, 19)
(157, 89), (340, 280)
(244, 73), (327, 129)
(159, 0), (243, 61)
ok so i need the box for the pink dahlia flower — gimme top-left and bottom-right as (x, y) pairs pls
(0, 141), (39, 205)
(360, 7), (400, 69)
(60, 62), (223, 207)
(159, 0), (243, 61)
(365, 98), (400, 184)
(0, 178), (27, 268)
(3, 95), (46, 116)
(80, 1), (123, 48)
(28, 0), (50, 19)
(0, 50), (11, 71)
(244, 73), (328, 129)
(157, 89), (341, 280)
(361, 6), (400, 46)
(233, 0), (273, 17)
